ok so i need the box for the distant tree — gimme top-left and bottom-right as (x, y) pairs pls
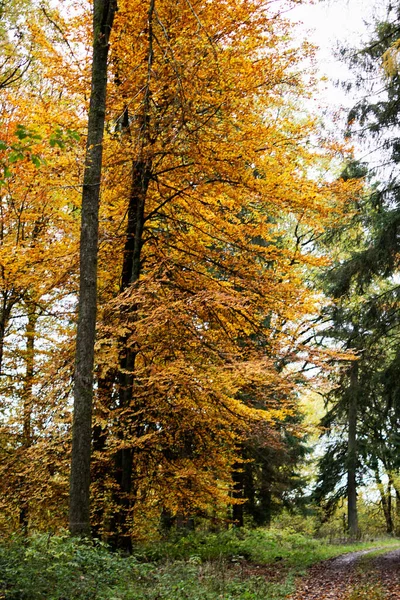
(0, 0), (32, 89)
(232, 414), (310, 528)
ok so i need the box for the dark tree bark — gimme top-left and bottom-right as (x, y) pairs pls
(91, 372), (115, 538)
(347, 364), (358, 538)
(0, 292), (16, 375)
(109, 0), (154, 550)
(22, 303), (37, 447)
(69, 0), (117, 537)
(232, 464), (245, 527)
(110, 159), (151, 550)
(258, 464), (272, 528)
(19, 302), (38, 532)
(385, 481), (394, 535)
(395, 486), (400, 535)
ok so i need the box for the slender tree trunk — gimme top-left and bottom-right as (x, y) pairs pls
(111, 160), (151, 550)
(242, 459), (256, 523)
(232, 463), (245, 527)
(0, 293), (13, 375)
(110, 0), (154, 550)
(347, 364), (358, 538)
(386, 472), (394, 534)
(22, 305), (37, 445)
(374, 468), (394, 534)
(394, 484), (400, 535)
(69, 0), (116, 537)
(19, 303), (37, 532)
(91, 372), (114, 538)
(387, 480), (393, 534)
(259, 462), (272, 528)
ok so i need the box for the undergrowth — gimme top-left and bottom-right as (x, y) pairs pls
(0, 529), (396, 599)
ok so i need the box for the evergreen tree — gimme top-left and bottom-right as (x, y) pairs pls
(314, 161), (400, 534)
(313, 1), (400, 535)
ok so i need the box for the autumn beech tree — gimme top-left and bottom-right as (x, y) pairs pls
(0, 0), (357, 540)
(0, 116), (80, 532)
(86, 0), (357, 545)
(0, 3), (86, 532)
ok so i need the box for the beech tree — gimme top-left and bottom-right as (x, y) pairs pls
(88, 0), (355, 544)
(0, 0), (357, 540)
(0, 1), (85, 533)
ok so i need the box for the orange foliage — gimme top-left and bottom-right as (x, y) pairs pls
(0, 0), (359, 538)
(91, 0), (357, 539)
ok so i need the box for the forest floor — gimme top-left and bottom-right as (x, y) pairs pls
(289, 547), (400, 599)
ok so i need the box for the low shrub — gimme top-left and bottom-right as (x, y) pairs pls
(0, 534), (147, 599)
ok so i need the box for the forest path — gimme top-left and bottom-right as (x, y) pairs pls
(288, 547), (400, 599)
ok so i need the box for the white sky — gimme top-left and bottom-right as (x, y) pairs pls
(291, 0), (389, 110)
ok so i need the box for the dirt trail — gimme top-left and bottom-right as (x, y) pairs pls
(288, 548), (400, 599)
(371, 549), (400, 598)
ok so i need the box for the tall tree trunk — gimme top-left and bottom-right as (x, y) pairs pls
(259, 461), (272, 528)
(386, 472), (394, 535)
(22, 304), (37, 446)
(110, 0), (154, 550)
(111, 159), (151, 550)
(69, 0), (116, 537)
(91, 371), (115, 538)
(347, 364), (358, 538)
(19, 303), (37, 532)
(386, 478), (393, 534)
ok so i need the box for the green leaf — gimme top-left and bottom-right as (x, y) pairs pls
(49, 132), (65, 149)
(15, 124), (29, 140)
(31, 154), (41, 168)
(8, 151), (24, 163)
(67, 129), (80, 142)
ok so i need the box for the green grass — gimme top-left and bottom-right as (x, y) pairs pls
(0, 529), (397, 600)
(133, 528), (399, 576)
